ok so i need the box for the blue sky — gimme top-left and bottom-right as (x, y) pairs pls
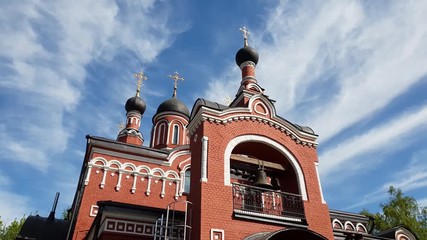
(1, 0), (427, 223)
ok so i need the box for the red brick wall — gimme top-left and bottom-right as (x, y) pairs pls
(72, 153), (189, 240)
(189, 118), (334, 240)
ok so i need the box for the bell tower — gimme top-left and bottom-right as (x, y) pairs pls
(187, 27), (334, 240)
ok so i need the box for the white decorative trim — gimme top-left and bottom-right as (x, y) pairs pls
(344, 221), (355, 230)
(187, 105), (317, 148)
(179, 164), (191, 196)
(87, 157), (181, 198)
(234, 209), (303, 223)
(90, 205), (99, 217)
(224, 135), (308, 201)
(172, 124), (180, 144)
(168, 148), (191, 165)
(356, 223), (367, 233)
(253, 102), (269, 116)
(84, 165), (92, 185)
(100, 218), (157, 237)
(210, 228), (225, 240)
(395, 229), (416, 240)
(201, 136), (208, 182)
(315, 162), (326, 204)
(239, 61), (256, 69)
(332, 219), (344, 229)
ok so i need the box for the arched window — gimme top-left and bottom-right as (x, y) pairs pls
(172, 124), (180, 144)
(184, 169), (191, 193)
(156, 123), (167, 145)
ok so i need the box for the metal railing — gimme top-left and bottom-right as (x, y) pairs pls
(232, 182), (305, 219)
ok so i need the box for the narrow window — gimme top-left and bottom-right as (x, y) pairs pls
(184, 169), (191, 193)
(172, 124), (179, 144)
(156, 123), (166, 145)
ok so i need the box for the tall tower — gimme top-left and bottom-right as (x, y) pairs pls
(117, 72), (147, 146)
(187, 27), (334, 240)
(150, 72), (190, 149)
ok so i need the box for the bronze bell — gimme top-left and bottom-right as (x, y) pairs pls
(253, 168), (273, 189)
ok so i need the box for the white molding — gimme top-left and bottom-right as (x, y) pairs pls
(239, 61), (256, 69)
(355, 223), (367, 233)
(87, 157), (181, 197)
(395, 229), (416, 240)
(234, 209), (302, 223)
(224, 135), (308, 201)
(187, 107), (317, 148)
(344, 221), (355, 231)
(210, 228), (225, 240)
(90, 205), (99, 217)
(332, 219), (343, 229)
(315, 162), (326, 204)
(201, 136), (208, 182)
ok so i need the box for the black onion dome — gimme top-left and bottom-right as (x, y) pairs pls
(125, 96), (146, 114)
(235, 46), (259, 66)
(156, 96), (190, 118)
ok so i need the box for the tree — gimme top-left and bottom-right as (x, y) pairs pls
(361, 186), (427, 239)
(0, 216), (26, 240)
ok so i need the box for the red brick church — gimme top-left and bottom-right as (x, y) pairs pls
(18, 28), (417, 240)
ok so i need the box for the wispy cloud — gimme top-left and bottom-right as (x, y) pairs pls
(0, 0), (182, 171)
(0, 190), (30, 224)
(202, 1), (427, 212)
(346, 149), (427, 210)
(319, 105), (427, 176)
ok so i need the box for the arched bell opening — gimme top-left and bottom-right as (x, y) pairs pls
(228, 139), (306, 220)
(230, 141), (299, 195)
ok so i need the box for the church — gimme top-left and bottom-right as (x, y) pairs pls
(18, 28), (417, 240)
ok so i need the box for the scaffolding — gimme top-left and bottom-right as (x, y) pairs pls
(154, 201), (192, 240)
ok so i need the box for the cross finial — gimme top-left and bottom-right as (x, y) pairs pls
(222, 96), (232, 106)
(168, 71), (184, 97)
(133, 71), (148, 97)
(117, 122), (125, 132)
(239, 26), (251, 47)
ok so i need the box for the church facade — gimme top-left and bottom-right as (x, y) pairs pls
(18, 29), (417, 240)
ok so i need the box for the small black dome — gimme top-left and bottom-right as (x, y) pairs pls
(125, 96), (146, 114)
(235, 46), (259, 66)
(156, 96), (190, 117)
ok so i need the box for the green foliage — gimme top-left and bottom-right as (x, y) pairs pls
(361, 186), (427, 239)
(0, 216), (26, 240)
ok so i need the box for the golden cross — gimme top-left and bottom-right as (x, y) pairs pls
(168, 71), (184, 97)
(222, 96), (232, 105)
(116, 122), (125, 132)
(239, 26), (251, 47)
(133, 71), (148, 97)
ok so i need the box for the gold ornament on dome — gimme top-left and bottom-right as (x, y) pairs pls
(116, 122), (125, 132)
(239, 26), (251, 47)
(168, 71), (184, 97)
(133, 71), (148, 97)
(222, 96), (232, 105)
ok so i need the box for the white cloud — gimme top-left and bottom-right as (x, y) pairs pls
(0, 174), (10, 187)
(319, 105), (427, 176)
(0, 0), (183, 171)
(0, 190), (30, 224)
(346, 149), (427, 210)
(419, 198), (427, 208)
(205, 1), (427, 142)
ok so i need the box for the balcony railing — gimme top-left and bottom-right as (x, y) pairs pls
(232, 182), (305, 220)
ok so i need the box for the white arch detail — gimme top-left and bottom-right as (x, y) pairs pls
(356, 223), (367, 233)
(332, 219), (344, 229)
(344, 221), (355, 231)
(224, 135), (308, 200)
